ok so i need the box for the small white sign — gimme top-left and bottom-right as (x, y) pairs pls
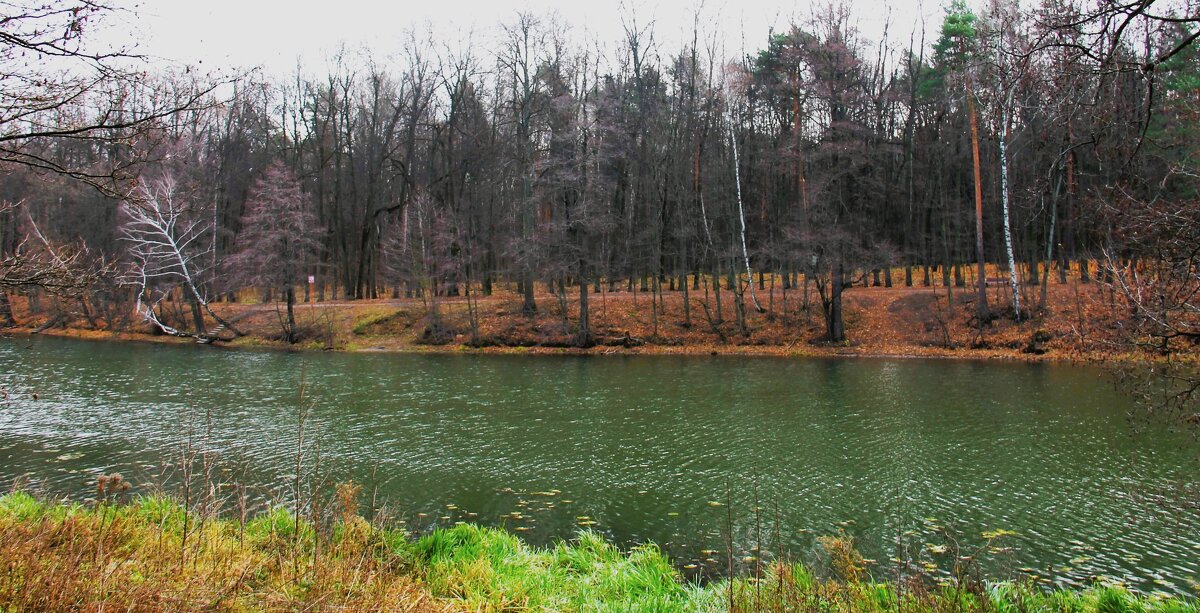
(307, 275), (316, 284)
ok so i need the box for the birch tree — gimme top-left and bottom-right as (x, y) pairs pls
(983, 0), (1035, 320)
(120, 172), (235, 338)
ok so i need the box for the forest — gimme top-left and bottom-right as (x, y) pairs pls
(0, 0), (1197, 362)
(3, 2), (1200, 610)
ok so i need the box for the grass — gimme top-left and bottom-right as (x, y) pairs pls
(414, 525), (712, 611)
(352, 308), (408, 336)
(0, 491), (446, 611)
(0, 491), (1195, 612)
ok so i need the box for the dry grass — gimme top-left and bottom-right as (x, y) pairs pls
(0, 492), (451, 612)
(1, 493), (1195, 612)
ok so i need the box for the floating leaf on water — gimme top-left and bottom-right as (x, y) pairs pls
(638, 490), (648, 495)
(561, 500), (573, 504)
(683, 564), (698, 569)
(446, 504), (458, 510)
(515, 526), (530, 532)
(1069, 556), (1092, 565)
(416, 513), (428, 518)
(701, 549), (719, 555)
(666, 512), (679, 517)
(55, 452), (84, 462)
(982, 529), (1019, 540)
(706, 501), (723, 507)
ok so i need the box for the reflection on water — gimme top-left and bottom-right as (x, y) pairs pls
(0, 335), (1197, 593)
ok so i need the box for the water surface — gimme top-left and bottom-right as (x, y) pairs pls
(0, 335), (1197, 593)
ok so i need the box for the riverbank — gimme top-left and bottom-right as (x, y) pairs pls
(1, 491), (1194, 612)
(2, 276), (1145, 363)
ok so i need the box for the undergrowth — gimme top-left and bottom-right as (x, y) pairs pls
(0, 491), (1195, 612)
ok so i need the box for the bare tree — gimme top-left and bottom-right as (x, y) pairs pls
(0, 200), (113, 326)
(227, 162), (323, 343)
(0, 1), (224, 194)
(120, 172), (234, 338)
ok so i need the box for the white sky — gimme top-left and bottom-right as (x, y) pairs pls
(109, 0), (951, 75)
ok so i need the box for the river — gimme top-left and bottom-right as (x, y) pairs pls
(0, 335), (1197, 593)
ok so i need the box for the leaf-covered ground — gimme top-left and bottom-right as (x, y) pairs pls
(9, 266), (1159, 364)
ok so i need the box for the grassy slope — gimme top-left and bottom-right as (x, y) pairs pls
(0, 492), (1194, 612)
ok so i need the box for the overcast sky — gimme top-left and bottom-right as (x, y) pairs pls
(108, 0), (952, 75)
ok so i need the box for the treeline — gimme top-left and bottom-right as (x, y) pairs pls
(1, 0), (1197, 345)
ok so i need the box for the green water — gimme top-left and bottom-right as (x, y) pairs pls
(0, 335), (1197, 593)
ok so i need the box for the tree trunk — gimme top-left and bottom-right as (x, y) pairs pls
(1040, 174), (1061, 311)
(998, 119), (1022, 320)
(968, 91), (990, 321)
(730, 122), (763, 313)
(286, 285), (297, 344)
(190, 297), (205, 336)
(521, 269), (536, 315)
(828, 256), (845, 343)
(578, 275), (591, 347)
(712, 269), (723, 324)
(0, 292), (15, 327)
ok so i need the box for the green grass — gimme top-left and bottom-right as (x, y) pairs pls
(413, 525), (712, 611)
(0, 492), (1195, 612)
(352, 308), (406, 335)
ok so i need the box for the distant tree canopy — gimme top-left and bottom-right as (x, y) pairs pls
(0, 0), (1197, 363)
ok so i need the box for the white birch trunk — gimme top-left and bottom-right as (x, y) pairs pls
(729, 118), (763, 313)
(999, 94), (1022, 321)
